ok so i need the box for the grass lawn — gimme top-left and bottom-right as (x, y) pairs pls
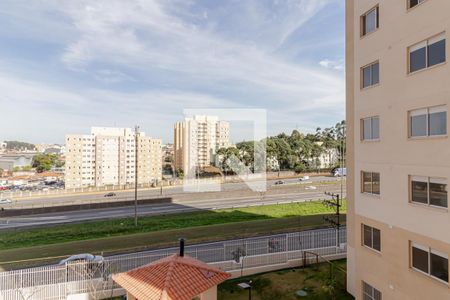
(218, 260), (353, 300)
(0, 201), (346, 269)
(0, 201), (346, 250)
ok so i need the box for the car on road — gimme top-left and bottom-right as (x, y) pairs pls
(104, 192), (116, 197)
(58, 253), (104, 265)
(274, 180), (285, 185)
(0, 198), (12, 204)
(299, 176), (310, 181)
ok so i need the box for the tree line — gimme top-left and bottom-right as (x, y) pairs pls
(216, 120), (345, 174)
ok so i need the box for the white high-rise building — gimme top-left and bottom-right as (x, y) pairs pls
(65, 127), (162, 189)
(174, 116), (230, 177)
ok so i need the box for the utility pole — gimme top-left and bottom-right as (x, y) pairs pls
(323, 192), (341, 248)
(340, 124), (346, 199)
(134, 125), (139, 227)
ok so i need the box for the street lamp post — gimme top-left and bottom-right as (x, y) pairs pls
(134, 125), (139, 227)
(237, 281), (252, 300)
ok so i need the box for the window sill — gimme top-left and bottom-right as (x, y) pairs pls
(408, 61), (447, 77)
(408, 135), (448, 141)
(409, 202), (448, 212)
(360, 83), (380, 91)
(361, 192), (381, 198)
(411, 268), (449, 286)
(362, 245), (381, 255)
(361, 139), (380, 143)
(360, 27), (380, 40)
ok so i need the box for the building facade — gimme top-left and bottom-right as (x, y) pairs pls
(347, 1), (450, 299)
(0, 154), (34, 171)
(173, 116), (230, 177)
(65, 127), (162, 189)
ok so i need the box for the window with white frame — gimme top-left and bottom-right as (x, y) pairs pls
(362, 61), (380, 88)
(361, 116), (380, 141)
(361, 6), (379, 37)
(411, 242), (449, 283)
(411, 176), (448, 208)
(409, 33), (446, 73)
(362, 224), (381, 251)
(408, 0), (427, 9)
(409, 106), (447, 137)
(363, 281), (382, 300)
(361, 171), (380, 195)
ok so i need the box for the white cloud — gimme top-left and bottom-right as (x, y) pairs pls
(319, 59), (344, 71)
(0, 0), (345, 142)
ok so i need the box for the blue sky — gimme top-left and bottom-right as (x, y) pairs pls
(0, 0), (345, 144)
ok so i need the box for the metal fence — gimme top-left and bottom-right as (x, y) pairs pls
(0, 227), (346, 300)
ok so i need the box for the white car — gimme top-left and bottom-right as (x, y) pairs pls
(0, 198), (12, 204)
(299, 176), (310, 181)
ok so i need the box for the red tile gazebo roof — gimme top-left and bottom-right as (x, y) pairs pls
(112, 254), (231, 300)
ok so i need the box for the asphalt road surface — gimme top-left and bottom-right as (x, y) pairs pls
(4, 176), (340, 208)
(0, 183), (345, 230)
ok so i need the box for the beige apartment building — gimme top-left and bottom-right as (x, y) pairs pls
(65, 127), (162, 189)
(346, 0), (450, 299)
(173, 116), (230, 177)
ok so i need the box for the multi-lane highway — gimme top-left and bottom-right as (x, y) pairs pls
(0, 177), (346, 230)
(5, 176), (340, 208)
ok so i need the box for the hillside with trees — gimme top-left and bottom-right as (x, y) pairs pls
(4, 140), (36, 151)
(217, 120), (345, 174)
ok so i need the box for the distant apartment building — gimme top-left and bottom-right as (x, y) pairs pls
(173, 116), (230, 177)
(65, 127), (162, 189)
(347, 1), (449, 299)
(308, 142), (339, 169)
(35, 143), (65, 155)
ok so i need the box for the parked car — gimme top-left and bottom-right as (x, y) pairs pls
(299, 176), (310, 181)
(274, 180), (285, 185)
(58, 253), (104, 265)
(104, 192), (116, 197)
(0, 198), (12, 204)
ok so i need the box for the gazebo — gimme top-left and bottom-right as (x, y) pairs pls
(112, 240), (230, 300)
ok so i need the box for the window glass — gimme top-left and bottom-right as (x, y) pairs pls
(363, 66), (372, 88)
(409, 0), (419, 8)
(372, 228), (381, 251)
(363, 282), (372, 295)
(411, 180), (428, 204)
(371, 63), (379, 85)
(373, 290), (382, 300)
(410, 47), (426, 73)
(430, 252), (449, 282)
(365, 8), (377, 34)
(364, 118), (372, 140)
(363, 225), (372, 247)
(429, 179), (447, 208)
(429, 111), (446, 136)
(412, 246), (429, 273)
(372, 172), (380, 195)
(411, 114), (427, 137)
(362, 172), (372, 193)
(428, 39), (446, 67)
(372, 117), (380, 139)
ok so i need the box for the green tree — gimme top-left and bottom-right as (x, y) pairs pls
(32, 154), (57, 173)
